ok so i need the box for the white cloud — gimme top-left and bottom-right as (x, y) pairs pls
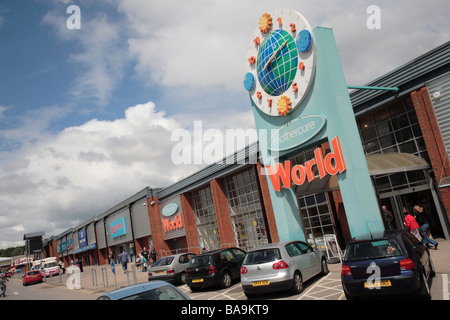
(42, 7), (128, 106)
(0, 100), (254, 247)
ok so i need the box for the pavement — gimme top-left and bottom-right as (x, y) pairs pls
(42, 238), (450, 298)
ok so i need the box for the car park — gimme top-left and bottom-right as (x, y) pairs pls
(240, 241), (328, 298)
(97, 280), (190, 300)
(185, 247), (246, 291)
(341, 229), (435, 300)
(23, 270), (43, 286)
(148, 253), (196, 284)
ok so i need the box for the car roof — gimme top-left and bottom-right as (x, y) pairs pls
(246, 240), (307, 252)
(348, 230), (405, 243)
(195, 247), (244, 256)
(99, 280), (179, 299)
(157, 252), (195, 259)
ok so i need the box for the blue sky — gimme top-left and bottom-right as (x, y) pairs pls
(0, 0), (449, 249)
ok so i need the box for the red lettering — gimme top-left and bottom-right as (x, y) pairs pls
(163, 213), (184, 232)
(265, 136), (346, 191)
(265, 161), (292, 191)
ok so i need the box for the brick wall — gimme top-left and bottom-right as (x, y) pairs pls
(210, 178), (235, 247)
(411, 87), (450, 221)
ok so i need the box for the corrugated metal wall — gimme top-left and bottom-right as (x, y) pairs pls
(131, 198), (151, 238)
(427, 72), (450, 154)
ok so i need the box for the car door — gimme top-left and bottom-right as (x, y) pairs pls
(296, 241), (321, 277)
(220, 249), (240, 279)
(285, 242), (311, 279)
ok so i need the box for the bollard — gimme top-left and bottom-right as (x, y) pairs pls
(91, 268), (97, 287)
(132, 265), (137, 284)
(126, 269), (130, 286)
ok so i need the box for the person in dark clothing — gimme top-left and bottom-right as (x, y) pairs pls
(413, 205), (438, 249)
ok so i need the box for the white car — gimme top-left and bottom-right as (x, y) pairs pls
(240, 241), (329, 298)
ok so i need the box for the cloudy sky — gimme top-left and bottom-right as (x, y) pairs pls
(0, 0), (448, 249)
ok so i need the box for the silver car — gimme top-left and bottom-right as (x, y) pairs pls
(240, 241), (329, 298)
(147, 253), (195, 285)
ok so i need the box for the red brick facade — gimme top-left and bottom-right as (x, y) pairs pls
(411, 87), (450, 221)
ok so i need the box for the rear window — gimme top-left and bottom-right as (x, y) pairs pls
(28, 271), (40, 276)
(188, 255), (213, 267)
(152, 257), (174, 267)
(344, 239), (404, 262)
(243, 249), (281, 265)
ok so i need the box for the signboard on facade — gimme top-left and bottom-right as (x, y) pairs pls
(110, 217), (127, 238)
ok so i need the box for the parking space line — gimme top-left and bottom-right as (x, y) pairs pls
(443, 274), (449, 300)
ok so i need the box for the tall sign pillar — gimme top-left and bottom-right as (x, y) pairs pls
(244, 9), (384, 241)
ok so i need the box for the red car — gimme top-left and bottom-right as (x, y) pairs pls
(23, 270), (43, 286)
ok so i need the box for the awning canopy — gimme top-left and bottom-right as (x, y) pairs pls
(439, 176), (450, 189)
(295, 153), (430, 196)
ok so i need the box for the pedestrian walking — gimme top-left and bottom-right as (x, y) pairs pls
(118, 249), (129, 273)
(141, 247), (149, 262)
(150, 247), (157, 263)
(403, 208), (422, 242)
(414, 205), (438, 250)
(381, 205), (395, 230)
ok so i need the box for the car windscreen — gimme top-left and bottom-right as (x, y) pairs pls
(188, 255), (213, 267)
(43, 262), (57, 268)
(243, 248), (281, 265)
(344, 239), (404, 262)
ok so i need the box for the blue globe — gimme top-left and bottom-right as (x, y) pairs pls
(257, 30), (298, 96)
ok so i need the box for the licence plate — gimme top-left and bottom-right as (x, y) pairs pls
(192, 278), (204, 283)
(252, 280), (270, 286)
(364, 280), (391, 288)
(155, 271), (164, 274)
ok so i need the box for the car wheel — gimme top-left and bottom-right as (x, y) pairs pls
(220, 272), (232, 289)
(291, 271), (304, 294)
(179, 272), (186, 285)
(320, 258), (329, 276)
(419, 268), (431, 300)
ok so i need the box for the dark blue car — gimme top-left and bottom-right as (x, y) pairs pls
(341, 230), (435, 300)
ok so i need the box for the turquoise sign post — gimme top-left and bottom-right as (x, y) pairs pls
(244, 9), (384, 241)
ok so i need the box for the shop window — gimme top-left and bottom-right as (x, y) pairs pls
(362, 126), (377, 141)
(298, 193), (336, 239)
(358, 114), (374, 129)
(391, 114), (410, 130)
(380, 134), (396, 148)
(395, 127), (413, 143)
(192, 186), (221, 251)
(225, 168), (268, 250)
(373, 108), (389, 123)
(376, 121), (393, 136)
(388, 101), (406, 117)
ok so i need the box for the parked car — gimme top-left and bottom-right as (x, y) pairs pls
(148, 253), (196, 284)
(185, 247), (246, 291)
(240, 241), (328, 298)
(341, 229), (435, 300)
(97, 280), (190, 300)
(23, 270), (43, 286)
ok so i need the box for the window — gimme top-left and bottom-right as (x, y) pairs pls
(285, 243), (303, 257)
(225, 168), (268, 250)
(192, 186), (220, 251)
(298, 193), (336, 238)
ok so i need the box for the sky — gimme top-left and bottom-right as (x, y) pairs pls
(0, 0), (449, 250)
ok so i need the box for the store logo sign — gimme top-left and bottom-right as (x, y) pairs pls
(266, 136), (346, 191)
(110, 217), (127, 238)
(268, 115), (326, 151)
(163, 213), (183, 232)
(162, 203), (179, 217)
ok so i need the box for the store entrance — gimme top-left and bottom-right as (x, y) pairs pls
(379, 189), (444, 238)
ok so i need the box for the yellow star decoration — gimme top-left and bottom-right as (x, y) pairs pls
(259, 13), (272, 33)
(277, 96), (292, 116)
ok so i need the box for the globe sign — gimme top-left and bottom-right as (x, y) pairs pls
(256, 30), (298, 96)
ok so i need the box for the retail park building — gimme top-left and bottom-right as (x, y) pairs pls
(43, 39), (450, 268)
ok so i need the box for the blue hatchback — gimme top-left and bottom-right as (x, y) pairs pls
(341, 230), (435, 300)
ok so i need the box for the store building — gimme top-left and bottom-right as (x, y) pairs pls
(44, 39), (450, 264)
